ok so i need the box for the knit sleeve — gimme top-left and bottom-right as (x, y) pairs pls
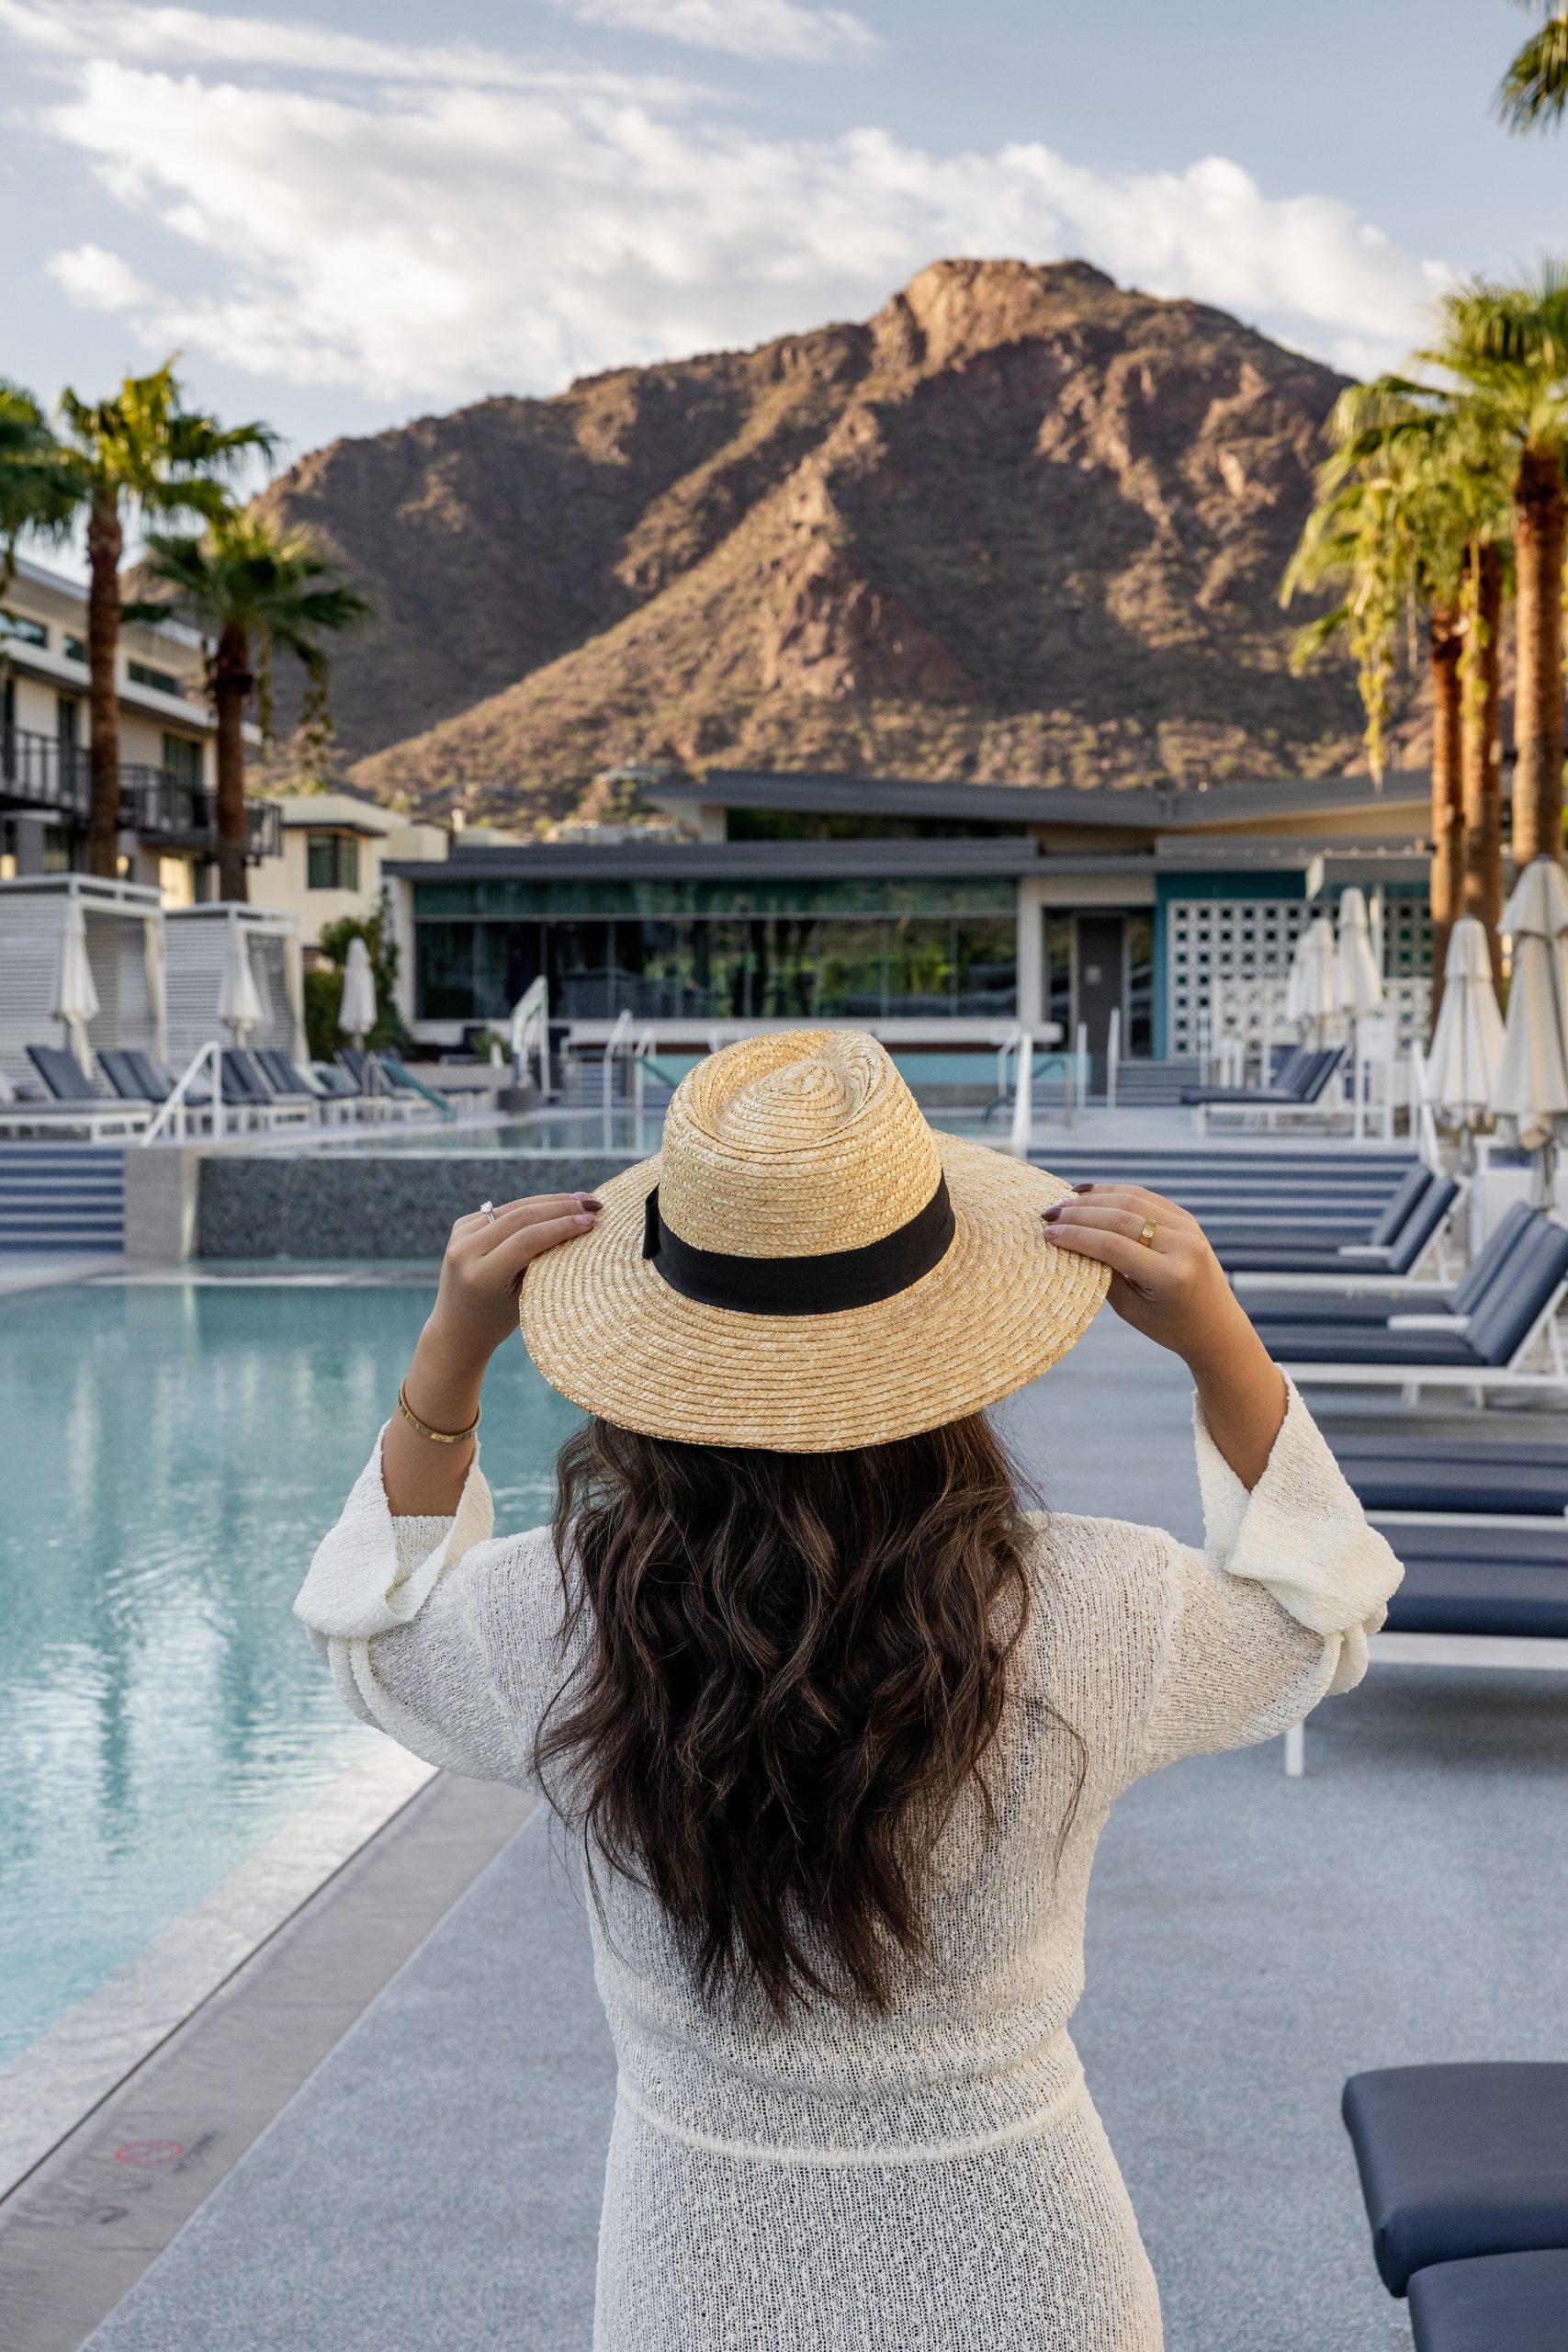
(293, 1427), (568, 1785)
(1134, 1382), (1403, 1779)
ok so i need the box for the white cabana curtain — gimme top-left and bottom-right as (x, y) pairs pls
(217, 916), (264, 1043)
(51, 898), (100, 1074)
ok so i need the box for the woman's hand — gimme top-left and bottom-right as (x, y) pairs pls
(1042, 1182), (1286, 1487)
(383, 1192), (600, 1515)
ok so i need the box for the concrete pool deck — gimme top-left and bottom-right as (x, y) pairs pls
(0, 1309), (1554, 2351)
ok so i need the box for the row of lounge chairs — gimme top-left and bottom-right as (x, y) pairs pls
(0, 1042), (449, 1136)
(1345, 2063), (1568, 2348)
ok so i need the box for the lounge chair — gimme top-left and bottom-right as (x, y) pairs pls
(1331, 1429), (1568, 1518)
(307, 1062), (361, 1102)
(0, 1045), (149, 1139)
(1181, 1042), (1324, 1105)
(1240, 1204), (1538, 1330)
(1342, 2064), (1568, 2348)
(99, 1046), (213, 1114)
(1190, 1046), (1348, 1134)
(1222, 1173), (1460, 1281)
(1273, 1212), (1568, 1395)
(336, 1046), (425, 1120)
(220, 1049), (312, 1129)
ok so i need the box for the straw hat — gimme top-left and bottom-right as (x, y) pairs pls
(521, 1029), (1108, 1452)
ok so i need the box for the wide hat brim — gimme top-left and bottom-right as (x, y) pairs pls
(520, 1134), (1110, 1453)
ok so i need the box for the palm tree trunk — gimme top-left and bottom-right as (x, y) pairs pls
(1428, 605), (1464, 1027)
(1460, 542), (1506, 986)
(1511, 438), (1565, 865)
(85, 488), (122, 879)
(213, 621), (252, 904)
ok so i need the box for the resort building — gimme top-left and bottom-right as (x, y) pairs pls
(247, 792), (447, 948)
(0, 554), (272, 904)
(382, 766), (1437, 1064)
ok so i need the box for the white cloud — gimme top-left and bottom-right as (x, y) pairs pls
(543, 0), (880, 64)
(47, 239), (156, 311)
(4, 2), (1448, 407)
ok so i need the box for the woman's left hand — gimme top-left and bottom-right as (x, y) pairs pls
(1042, 1183), (1285, 1487)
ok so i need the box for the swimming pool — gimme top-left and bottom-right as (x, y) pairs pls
(0, 1279), (581, 2070)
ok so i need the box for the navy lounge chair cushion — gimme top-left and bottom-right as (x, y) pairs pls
(219, 1049), (272, 1105)
(26, 1044), (102, 1102)
(1334, 1432), (1568, 1517)
(1219, 1170), (1436, 1273)
(1241, 1206), (1540, 1329)
(1344, 2064), (1568, 2296)
(1270, 1322), (1482, 1365)
(97, 1048), (158, 1103)
(254, 1047), (317, 1100)
(1181, 1045), (1337, 1106)
(310, 1064), (359, 1099)
(1407, 2250), (1568, 2350)
(1386, 1526), (1568, 1639)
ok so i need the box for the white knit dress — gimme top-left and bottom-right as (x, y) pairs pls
(295, 1385), (1401, 2352)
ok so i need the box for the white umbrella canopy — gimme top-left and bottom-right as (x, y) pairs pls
(1493, 857), (1568, 1195)
(51, 897), (100, 1074)
(339, 934), (378, 1041)
(217, 917), (264, 1043)
(1424, 917), (1505, 1125)
(1335, 887), (1384, 1017)
(1286, 915), (1337, 1028)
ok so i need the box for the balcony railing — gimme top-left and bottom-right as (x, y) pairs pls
(0, 728), (279, 860)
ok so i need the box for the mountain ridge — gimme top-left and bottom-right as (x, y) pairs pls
(254, 258), (1411, 825)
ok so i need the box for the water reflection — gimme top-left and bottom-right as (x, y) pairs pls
(0, 1281), (581, 2066)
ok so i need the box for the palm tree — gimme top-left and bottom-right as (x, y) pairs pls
(1409, 272), (1568, 867)
(1497, 6), (1568, 130)
(0, 382), (73, 593)
(54, 361), (276, 877)
(135, 514), (372, 901)
(1459, 538), (1508, 980)
(1283, 406), (1499, 1012)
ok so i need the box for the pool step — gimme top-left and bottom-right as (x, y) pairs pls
(0, 1143), (125, 1252)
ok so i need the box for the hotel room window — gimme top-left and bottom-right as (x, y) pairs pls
(307, 833), (360, 891)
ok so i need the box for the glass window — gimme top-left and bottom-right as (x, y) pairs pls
(306, 833), (360, 891)
(64, 634), (86, 663)
(548, 922), (614, 1019)
(0, 818), (17, 882)
(1125, 913), (1154, 1057)
(886, 918), (955, 1015)
(413, 875), (1017, 922)
(57, 696), (80, 747)
(1047, 915), (1075, 1037)
(158, 856), (196, 909)
(952, 918), (1019, 1017)
(0, 610), (47, 649)
(130, 659), (182, 696)
(816, 920), (887, 1018)
(41, 825), (73, 876)
(162, 734), (204, 792)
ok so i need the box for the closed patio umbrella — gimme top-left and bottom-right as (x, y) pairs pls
(1286, 914), (1337, 1036)
(1493, 857), (1568, 1206)
(1425, 918), (1506, 1127)
(217, 915), (264, 1044)
(52, 896), (100, 1075)
(1335, 887), (1384, 1019)
(1336, 887), (1384, 1139)
(339, 935), (378, 1043)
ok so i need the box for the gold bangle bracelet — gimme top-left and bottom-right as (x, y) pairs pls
(397, 1379), (480, 1445)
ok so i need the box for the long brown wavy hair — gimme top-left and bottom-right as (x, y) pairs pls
(536, 1412), (1048, 2016)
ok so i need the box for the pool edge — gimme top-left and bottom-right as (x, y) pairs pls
(0, 1741), (435, 2201)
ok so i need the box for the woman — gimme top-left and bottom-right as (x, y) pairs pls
(297, 1029), (1400, 2351)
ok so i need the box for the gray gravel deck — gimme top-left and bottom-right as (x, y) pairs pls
(85, 1315), (1568, 2351)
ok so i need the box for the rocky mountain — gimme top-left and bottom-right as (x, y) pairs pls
(258, 259), (1398, 825)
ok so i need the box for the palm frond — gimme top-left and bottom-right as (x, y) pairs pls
(1498, 9), (1568, 131)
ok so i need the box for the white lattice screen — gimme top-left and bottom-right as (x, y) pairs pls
(1164, 899), (1311, 1059)
(1165, 893), (1432, 1061)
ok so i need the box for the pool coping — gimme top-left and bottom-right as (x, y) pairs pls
(0, 1741), (435, 2203)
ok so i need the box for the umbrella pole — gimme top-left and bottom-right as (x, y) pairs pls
(1535, 1137), (1559, 1214)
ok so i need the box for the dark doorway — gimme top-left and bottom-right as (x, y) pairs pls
(1075, 913), (1125, 1062)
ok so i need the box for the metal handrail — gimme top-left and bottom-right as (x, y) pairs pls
(1106, 1007), (1120, 1112)
(140, 1039), (223, 1147)
(509, 976), (549, 1095)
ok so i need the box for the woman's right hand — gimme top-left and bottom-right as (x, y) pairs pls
(383, 1193), (601, 1514)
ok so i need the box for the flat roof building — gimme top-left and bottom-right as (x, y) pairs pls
(383, 765), (1443, 1063)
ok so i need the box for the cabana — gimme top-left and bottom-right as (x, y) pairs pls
(0, 874), (165, 1099)
(164, 903), (307, 1070)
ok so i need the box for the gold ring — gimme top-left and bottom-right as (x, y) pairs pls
(1137, 1217), (1157, 1249)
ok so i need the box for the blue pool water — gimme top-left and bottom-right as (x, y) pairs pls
(0, 1280), (581, 2070)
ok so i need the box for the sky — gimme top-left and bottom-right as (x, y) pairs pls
(2, 0), (1566, 478)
